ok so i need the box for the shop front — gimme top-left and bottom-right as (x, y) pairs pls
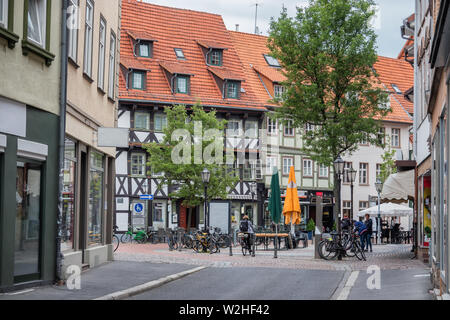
(0, 101), (59, 292)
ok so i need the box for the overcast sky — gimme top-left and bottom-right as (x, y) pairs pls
(142, 0), (414, 58)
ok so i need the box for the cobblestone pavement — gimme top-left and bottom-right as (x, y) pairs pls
(114, 241), (427, 272)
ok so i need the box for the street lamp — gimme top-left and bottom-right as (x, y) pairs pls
(333, 156), (345, 260)
(375, 178), (383, 245)
(348, 167), (357, 221)
(202, 168), (210, 230)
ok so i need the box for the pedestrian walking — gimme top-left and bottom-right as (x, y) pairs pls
(364, 214), (373, 252)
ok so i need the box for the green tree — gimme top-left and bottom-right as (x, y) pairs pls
(379, 137), (397, 183)
(268, 0), (390, 225)
(143, 103), (238, 208)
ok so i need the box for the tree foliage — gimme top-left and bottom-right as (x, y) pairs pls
(268, 0), (390, 166)
(379, 137), (398, 183)
(143, 104), (238, 207)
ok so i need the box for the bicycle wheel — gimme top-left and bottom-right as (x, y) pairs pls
(113, 235), (120, 252)
(121, 233), (132, 243)
(345, 240), (357, 257)
(209, 241), (219, 254)
(354, 241), (366, 261)
(193, 240), (201, 253)
(136, 233), (148, 244)
(318, 240), (338, 260)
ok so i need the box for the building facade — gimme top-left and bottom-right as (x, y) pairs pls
(0, 0), (62, 291)
(427, 0), (450, 295)
(115, 1), (266, 235)
(61, 0), (121, 276)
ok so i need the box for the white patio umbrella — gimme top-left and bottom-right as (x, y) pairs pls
(356, 202), (413, 218)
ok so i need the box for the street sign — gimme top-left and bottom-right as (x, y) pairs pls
(139, 195), (154, 200)
(134, 203), (144, 213)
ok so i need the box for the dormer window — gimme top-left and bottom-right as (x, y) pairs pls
(209, 49), (223, 66)
(264, 54), (281, 68)
(391, 84), (402, 94)
(176, 75), (190, 94)
(131, 70), (146, 90)
(226, 81), (239, 99)
(136, 41), (152, 58)
(274, 84), (285, 99)
(174, 48), (185, 60)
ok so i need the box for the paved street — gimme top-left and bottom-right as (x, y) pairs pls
(0, 242), (433, 300)
(128, 267), (344, 300)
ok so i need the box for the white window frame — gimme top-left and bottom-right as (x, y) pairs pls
(343, 162), (353, 183)
(0, 0), (9, 29)
(267, 118), (278, 135)
(266, 156), (277, 175)
(97, 17), (106, 90)
(134, 112), (150, 131)
(131, 153), (146, 176)
(27, 0), (47, 48)
(391, 128), (401, 148)
(303, 159), (313, 177)
(359, 163), (368, 185)
(83, 0), (94, 76)
(319, 164), (329, 178)
(283, 157), (293, 176)
(274, 84), (285, 99)
(284, 120), (294, 137)
(359, 201), (369, 210)
(108, 32), (116, 99)
(67, 0), (79, 61)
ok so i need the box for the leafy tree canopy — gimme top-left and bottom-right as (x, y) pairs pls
(268, 0), (390, 166)
(143, 103), (238, 207)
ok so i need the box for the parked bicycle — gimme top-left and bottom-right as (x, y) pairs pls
(113, 225), (120, 252)
(192, 230), (219, 254)
(318, 227), (366, 261)
(120, 225), (148, 244)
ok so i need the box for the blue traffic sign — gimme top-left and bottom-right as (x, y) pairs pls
(134, 203), (144, 213)
(139, 195), (154, 200)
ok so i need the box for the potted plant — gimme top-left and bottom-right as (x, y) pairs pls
(306, 219), (315, 240)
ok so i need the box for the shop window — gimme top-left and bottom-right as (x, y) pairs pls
(88, 151), (104, 245)
(62, 139), (76, 251)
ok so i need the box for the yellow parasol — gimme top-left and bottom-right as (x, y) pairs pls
(282, 166), (301, 225)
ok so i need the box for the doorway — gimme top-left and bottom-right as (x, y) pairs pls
(14, 160), (42, 283)
(79, 151), (88, 264)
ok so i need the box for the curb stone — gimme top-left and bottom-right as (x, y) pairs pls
(94, 266), (207, 300)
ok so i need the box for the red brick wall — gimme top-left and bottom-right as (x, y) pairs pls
(179, 205), (187, 229)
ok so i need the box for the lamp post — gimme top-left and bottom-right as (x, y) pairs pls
(375, 178), (383, 245)
(348, 167), (357, 221)
(201, 168), (210, 230)
(250, 182), (257, 221)
(333, 156), (345, 260)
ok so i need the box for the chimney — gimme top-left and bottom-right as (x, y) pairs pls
(235, 24), (239, 32)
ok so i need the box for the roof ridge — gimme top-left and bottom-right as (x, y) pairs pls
(131, 0), (222, 18)
(229, 30), (269, 39)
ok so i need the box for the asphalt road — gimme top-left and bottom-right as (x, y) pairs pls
(347, 267), (433, 300)
(128, 267), (346, 300)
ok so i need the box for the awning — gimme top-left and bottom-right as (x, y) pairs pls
(381, 169), (415, 201)
(357, 202), (413, 217)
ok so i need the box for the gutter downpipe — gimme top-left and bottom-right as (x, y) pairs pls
(56, 0), (68, 283)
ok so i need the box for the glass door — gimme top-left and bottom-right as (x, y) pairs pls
(14, 161), (42, 282)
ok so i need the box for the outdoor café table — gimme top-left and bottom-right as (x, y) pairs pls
(254, 233), (291, 251)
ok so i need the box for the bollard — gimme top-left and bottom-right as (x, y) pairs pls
(229, 234), (233, 256)
(252, 234), (256, 257)
(178, 229), (182, 252)
(274, 236), (278, 259)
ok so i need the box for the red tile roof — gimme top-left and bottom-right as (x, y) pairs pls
(119, 1), (264, 111)
(373, 56), (414, 119)
(126, 30), (157, 42)
(230, 31), (413, 124)
(197, 40), (228, 50)
(159, 60), (194, 76)
(120, 56), (149, 71)
(208, 66), (245, 81)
